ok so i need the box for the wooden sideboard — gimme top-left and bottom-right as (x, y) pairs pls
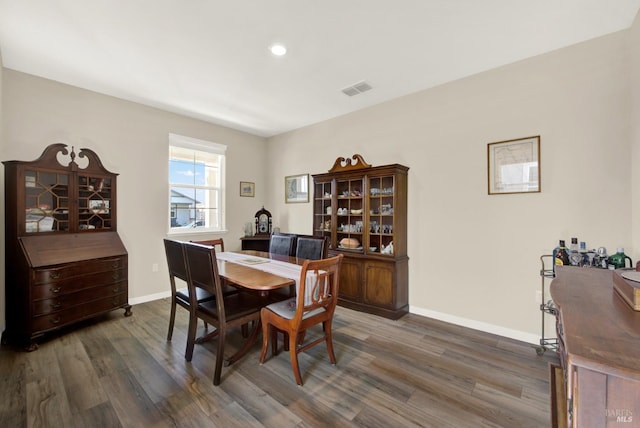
(240, 235), (270, 252)
(550, 266), (640, 427)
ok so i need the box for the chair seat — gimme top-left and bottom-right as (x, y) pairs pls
(176, 287), (215, 303)
(198, 291), (267, 323)
(265, 297), (325, 320)
(176, 282), (239, 302)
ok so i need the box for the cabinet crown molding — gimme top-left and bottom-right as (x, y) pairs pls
(328, 154), (372, 173)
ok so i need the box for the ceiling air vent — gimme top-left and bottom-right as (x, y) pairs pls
(341, 80), (372, 97)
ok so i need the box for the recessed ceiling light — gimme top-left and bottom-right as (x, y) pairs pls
(270, 44), (287, 56)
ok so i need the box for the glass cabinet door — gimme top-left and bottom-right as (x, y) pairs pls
(368, 175), (395, 255)
(77, 174), (113, 231)
(24, 169), (70, 233)
(336, 178), (364, 252)
(313, 180), (333, 243)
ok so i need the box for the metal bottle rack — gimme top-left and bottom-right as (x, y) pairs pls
(535, 254), (558, 355)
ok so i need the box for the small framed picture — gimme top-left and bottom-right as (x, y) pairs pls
(285, 174), (309, 203)
(240, 181), (255, 197)
(488, 136), (540, 195)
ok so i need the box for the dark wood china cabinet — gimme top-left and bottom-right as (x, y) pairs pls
(2, 144), (131, 350)
(313, 154), (408, 319)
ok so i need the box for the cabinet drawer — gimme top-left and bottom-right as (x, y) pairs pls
(32, 269), (127, 299)
(31, 292), (128, 332)
(32, 281), (127, 316)
(32, 256), (127, 285)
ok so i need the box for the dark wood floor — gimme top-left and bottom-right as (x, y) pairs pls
(0, 298), (558, 427)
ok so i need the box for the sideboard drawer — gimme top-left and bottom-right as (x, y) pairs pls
(31, 292), (128, 332)
(32, 268), (127, 299)
(32, 257), (127, 285)
(32, 281), (127, 316)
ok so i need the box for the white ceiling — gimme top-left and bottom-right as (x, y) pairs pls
(1, 1), (639, 137)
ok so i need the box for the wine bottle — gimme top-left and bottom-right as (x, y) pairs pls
(554, 240), (570, 266)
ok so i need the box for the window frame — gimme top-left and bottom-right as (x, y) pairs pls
(167, 133), (227, 235)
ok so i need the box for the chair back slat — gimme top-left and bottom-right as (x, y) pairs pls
(296, 255), (343, 319)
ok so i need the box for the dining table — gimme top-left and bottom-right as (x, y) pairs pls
(207, 250), (305, 365)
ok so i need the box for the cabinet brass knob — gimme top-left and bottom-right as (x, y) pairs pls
(50, 317), (61, 325)
(50, 272), (60, 279)
(50, 287), (61, 293)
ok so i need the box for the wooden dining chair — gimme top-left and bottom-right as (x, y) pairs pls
(259, 254), (343, 385)
(183, 241), (266, 385)
(164, 238), (217, 347)
(269, 233), (297, 256)
(270, 235), (329, 347)
(191, 237), (251, 336)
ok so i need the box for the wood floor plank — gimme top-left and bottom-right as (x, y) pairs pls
(111, 336), (183, 404)
(216, 369), (303, 428)
(24, 341), (75, 428)
(74, 402), (123, 428)
(0, 298), (558, 427)
(98, 363), (170, 428)
(0, 348), (27, 427)
(56, 333), (108, 414)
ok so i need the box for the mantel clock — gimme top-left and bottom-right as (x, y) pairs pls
(254, 206), (272, 235)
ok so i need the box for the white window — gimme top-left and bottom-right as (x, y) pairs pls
(168, 133), (226, 233)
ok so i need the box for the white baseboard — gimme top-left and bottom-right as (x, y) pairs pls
(125, 293), (540, 345)
(409, 305), (540, 345)
(129, 290), (171, 305)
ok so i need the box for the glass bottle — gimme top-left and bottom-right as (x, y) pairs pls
(570, 237), (579, 253)
(554, 240), (570, 266)
(568, 237), (581, 266)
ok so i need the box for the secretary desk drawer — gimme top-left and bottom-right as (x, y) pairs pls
(31, 292), (128, 332)
(32, 268), (127, 299)
(32, 257), (127, 285)
(32, 281), (127, 316)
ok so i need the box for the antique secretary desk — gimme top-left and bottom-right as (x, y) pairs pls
(3, 144), (130, 350)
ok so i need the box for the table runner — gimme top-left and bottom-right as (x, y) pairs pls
(217, 252), (317, 306)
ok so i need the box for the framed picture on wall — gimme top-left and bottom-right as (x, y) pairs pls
(488, 136), (540, 195)
(285, 174), (309, 203)
(240, 181), (255, 197)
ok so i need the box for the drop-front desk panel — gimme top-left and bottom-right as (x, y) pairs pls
(551, 266), (640, 427)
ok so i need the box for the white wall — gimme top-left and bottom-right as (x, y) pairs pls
(266, 29), (634, 343)
(2, 18), (639, 344)
(0, 71), (268, 305)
